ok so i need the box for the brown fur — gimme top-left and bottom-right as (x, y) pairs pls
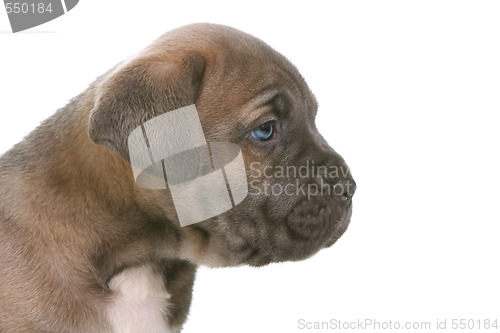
(0, 23), (355, 332)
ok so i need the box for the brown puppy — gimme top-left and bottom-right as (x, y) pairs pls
(0, 23), (355, 332)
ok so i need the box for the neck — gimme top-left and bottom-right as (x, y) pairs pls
(2, 86), (182, 281)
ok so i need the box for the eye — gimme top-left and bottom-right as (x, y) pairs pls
(251, 122), (276, 141)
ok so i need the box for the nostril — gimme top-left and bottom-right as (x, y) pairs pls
(332, 178), (356, 201)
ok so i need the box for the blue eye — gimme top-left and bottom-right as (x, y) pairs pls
(251, 122), (275, 141)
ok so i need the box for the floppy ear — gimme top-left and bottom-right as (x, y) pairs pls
(88, 53), (206, 162)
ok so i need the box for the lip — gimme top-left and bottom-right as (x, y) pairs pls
(325, 201), (352, 247)
(285, 196), (351, 240)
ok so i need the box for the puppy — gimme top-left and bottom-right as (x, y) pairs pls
(0, 23), (355, 332)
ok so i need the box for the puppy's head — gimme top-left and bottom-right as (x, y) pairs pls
(89, 23), (355, 267)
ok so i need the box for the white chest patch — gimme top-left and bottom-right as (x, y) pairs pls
(106, 265), (175, 333)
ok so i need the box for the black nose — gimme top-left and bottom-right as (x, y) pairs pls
(333, 178), (356, 201)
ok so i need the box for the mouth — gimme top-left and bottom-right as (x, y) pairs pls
(189, 180), (354, 268)
(323, 199), (352, 247)
(286, 196), (352, 246)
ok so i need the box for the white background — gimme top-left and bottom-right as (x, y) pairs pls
(1, 1), (499, 332)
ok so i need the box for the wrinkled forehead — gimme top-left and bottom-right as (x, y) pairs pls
(198, 47), (318, 128)
(145, 24), (318, 128)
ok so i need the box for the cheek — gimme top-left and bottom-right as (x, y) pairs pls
(246, 168), (298, 209)
(245, 154), (272, 186)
